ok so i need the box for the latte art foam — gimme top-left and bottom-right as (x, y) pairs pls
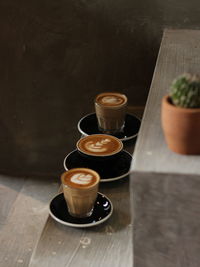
(77, 134), (123, 156)
(85, 139), (111, 153)
(101, 96), (123, 105)
(62, 168), (99, 188)
(96, 92), (127, 107)
(70, 173), (93, 185)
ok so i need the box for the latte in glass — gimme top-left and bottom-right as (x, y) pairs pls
(95, 92), (128, 134)
(77, 134), (123, 157)
(61, 168), (100, 218)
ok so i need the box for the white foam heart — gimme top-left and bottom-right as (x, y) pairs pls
(102, 96), (121, 104)
(71, 173), (93, 185)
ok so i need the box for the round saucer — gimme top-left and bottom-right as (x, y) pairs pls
(77, 113), (141, 141)
(49, 192), (113, 228)
(63, 150), (132, 182)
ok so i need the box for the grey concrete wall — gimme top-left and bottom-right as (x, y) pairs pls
(1, 0), (200, 176)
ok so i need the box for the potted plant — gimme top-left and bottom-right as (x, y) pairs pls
(161, 73), (200, 155)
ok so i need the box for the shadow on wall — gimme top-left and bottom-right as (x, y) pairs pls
(3, 0), (196, 177)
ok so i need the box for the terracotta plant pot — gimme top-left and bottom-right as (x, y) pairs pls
(161, 95), (200, 155)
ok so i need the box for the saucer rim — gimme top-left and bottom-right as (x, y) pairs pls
(77, 112), (141, 141)
(49, 192), (113, 228)
(63, 149), (132, 182)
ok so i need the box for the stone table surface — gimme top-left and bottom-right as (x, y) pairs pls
(131, 29), (200, 176)
(131, 29), (200, 267)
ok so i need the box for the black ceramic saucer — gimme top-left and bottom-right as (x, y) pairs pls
(63, 150), (132, 182)
(77, 113), (141, 141)
(49, 192), (113, 228)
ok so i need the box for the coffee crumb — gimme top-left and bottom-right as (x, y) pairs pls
(80, 237), (91, 246)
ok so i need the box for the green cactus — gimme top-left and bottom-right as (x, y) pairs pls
(170, 73), (200, 108)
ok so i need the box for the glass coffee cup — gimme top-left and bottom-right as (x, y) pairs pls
(95, 92), (128, 134)
(61, 168), (100, 218)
